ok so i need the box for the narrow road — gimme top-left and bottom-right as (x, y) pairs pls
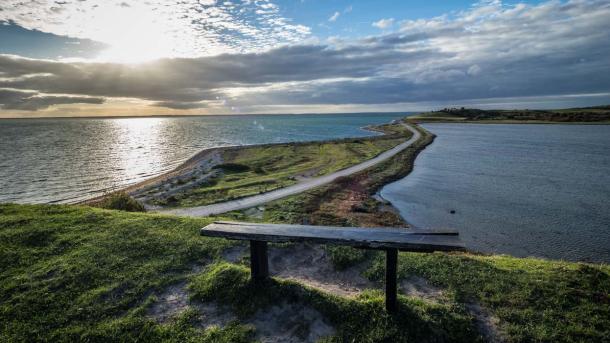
(160, 123), (421, 217)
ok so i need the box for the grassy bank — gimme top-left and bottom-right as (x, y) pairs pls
(138, 123), (412, 209)
(238, 124), (434, 228)
(407, 106), (610, 124)
(1, 204), (608, 342)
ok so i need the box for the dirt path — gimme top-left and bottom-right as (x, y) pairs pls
(158, 123), (420, 217)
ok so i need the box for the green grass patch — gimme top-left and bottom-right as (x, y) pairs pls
(1, 204), (608, 342)
(0, 203), (237, 342)
(364, 252), (610, 342)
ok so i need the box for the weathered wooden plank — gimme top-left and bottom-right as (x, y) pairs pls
(250, 240), (269, 282)
(201, 221), (465, 252)
(213, 221), (459, 235)
(385, 248), (398, 312)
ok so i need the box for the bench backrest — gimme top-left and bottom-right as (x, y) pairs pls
(201, 221), (465, 252)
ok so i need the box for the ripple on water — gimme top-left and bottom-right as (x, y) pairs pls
(381, 123), (610, 263)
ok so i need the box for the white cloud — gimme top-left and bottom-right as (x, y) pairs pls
(329, 12), (340, 22)
(0, 0), (311, 61)
(373, 18), (394, 29)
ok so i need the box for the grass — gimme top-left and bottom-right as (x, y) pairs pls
(366, 252), (610, 342)
(257, 124), (434, 228)
(154, 123), (412, 208)
(0, 203), (234, 342)
(1, 204), (609, 342)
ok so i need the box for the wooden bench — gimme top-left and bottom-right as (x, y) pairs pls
(200, 221), (465, 312)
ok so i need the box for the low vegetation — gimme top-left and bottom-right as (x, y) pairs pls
(1, 204), (608, 342)
(94, 191), (146, 212)
(407, 106), (610, 123)
(156, 123), (412, 208)
(255, 125), (433, 228)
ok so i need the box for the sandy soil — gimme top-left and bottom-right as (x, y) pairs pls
(130, 150), (223, 208)
(466, 303), (505, 343)
(268, 243), (376, 298)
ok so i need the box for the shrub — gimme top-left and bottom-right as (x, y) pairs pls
(98, 192), (146, 212)
(213, 163), (251, 173)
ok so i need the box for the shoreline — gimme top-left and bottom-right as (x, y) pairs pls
(257, 124), (436, 228)
(83, 123), (397, 207)
(158, 123), (419, 216)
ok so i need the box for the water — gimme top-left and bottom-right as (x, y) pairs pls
(381, 123), (610, 263)
(0, 113), (405, 204)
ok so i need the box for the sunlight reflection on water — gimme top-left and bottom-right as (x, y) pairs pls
(0, 113), (404, 203)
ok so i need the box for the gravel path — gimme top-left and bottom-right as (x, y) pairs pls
(159, 123), (420, 217)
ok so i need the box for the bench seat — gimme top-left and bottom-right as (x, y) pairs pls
(200, 221), (465, 312)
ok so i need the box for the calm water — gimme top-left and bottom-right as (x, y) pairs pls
(0, 113), (404, 204)
(381, 124), (610, 263)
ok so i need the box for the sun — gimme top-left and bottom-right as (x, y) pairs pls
(87, 2), (182, 63)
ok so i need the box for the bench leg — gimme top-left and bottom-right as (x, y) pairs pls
(385, 248), (398, 313)
(250, 240), (269, 282)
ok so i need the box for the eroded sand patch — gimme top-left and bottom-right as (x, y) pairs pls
(147, 281), (190, 323)
(400, 276), (446, 302)
(248, 302), (335, 343)
(466, 303), (505, 343)
(267, 243), (376, 297)
(193, 302), (238, 330)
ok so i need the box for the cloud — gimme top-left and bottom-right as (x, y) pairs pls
(467, 64), (482, 76)
(0, 0), (311, 59)
(373, 18), (394, 29)
(0, 88), (104, 111)
(329, 12), (340, 22)
(1, 0), (610, 114)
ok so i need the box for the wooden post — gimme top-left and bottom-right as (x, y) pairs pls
(385, 248), (398, 313)
(250, 240), (269, 282)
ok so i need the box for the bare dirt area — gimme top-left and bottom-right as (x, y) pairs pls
(248, 301), (335, 343)
(399, 276), (447, 303)
(268, 243), (377, 298)
(219, 243), (375, 297)
(147, 281), (191, 323)
(131, 150), (223, 208)
(466, 303), (505, 343)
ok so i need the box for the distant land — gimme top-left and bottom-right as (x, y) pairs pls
(407, 105), (610, 124)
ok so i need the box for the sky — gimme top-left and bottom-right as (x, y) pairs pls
(0, 0), (609, 117)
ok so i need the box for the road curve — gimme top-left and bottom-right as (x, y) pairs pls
(159, 123), (421, 217)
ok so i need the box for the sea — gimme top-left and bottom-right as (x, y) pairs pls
(0, 113), (404, 204)
(381, 123), (610, 263)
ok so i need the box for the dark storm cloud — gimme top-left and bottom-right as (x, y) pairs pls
(0, 0), (609, 111)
